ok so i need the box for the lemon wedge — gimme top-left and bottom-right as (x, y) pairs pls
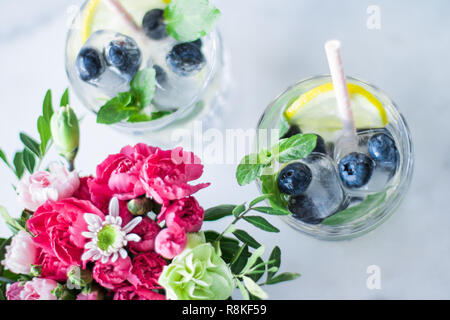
(284, 83), (388, 135)
(80, 0), (166, 44)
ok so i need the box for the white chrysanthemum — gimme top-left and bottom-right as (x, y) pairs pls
(81, 197), (142, 264)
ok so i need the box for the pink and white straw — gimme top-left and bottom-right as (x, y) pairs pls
(325, 40), (357, 146)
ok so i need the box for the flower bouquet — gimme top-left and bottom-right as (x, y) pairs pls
(0, 90), (310, 300)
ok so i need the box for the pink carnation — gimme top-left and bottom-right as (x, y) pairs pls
(1, 230), (38, 275)
(88, 144), (157, 211)
(7, 278), (58, 300)
(73, 176), (93, 201)
(128, 217), (161, 253)
(27, 198), (105, 266)
(140, 147), (210, 204)
(35, 249), (70, 282)
(92, 257), (132, 290)
(128, 252), (166, 289)
(76, 291), (100, 300)
(17, 163), (80, 211)
(114, 286), (166, 300)
(159, 197), (204, 232)
(154, 224), (187, 259)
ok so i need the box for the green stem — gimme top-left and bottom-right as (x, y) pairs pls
(215, 207), (252, 242)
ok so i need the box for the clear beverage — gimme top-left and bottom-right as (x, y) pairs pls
(256, 76), (414, 240)
(65, 0), (225, 134)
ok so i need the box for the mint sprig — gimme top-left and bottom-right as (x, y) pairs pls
(164, 0), (221, 42)
(236, 133), (317, 186)
(97, 68), (172, 125)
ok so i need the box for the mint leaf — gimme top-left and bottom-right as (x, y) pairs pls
(60, 88), (69, 107)
(20, 133), (41, 158)
(13, 152), (24, 179)
(117, 91), (133, 106)
(244, 216), (280, 233)
(322, 191), (387, 226)
(204, 205), (236, 221)
(275, 133), (317, 163)
(128, 111), (172, 123)
(22, 149), (36, 173)
(43, 90), (53, 123)
(165, 0), (221, 42)
(233, 229), (260, 249)
(260, 174), (288, 210)
(130, 68), (156, 108)
(97, 98), (135, 124)
(236, 154), (266, 186)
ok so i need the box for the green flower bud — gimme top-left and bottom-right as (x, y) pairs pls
(67, 266), (93, 288)
(127, 197), (154, 216)
(30, 264), (42, 277)
(50, 105), (80, 166)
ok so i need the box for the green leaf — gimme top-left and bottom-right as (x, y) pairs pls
(231, 245), (250, 275)
(232, 204), (246, 218)
(204, 231), (239, 263)
(241, 245), (265, 275)
(97, 98), (135, 124)
(260, 174), (288, 211)
(43, 90), (53, 123)
(13, 152), (24, 179)
(128, 111), (172, 123)
(244, 216), (280, 233)
(0, 206), (26, 234)
(60, 88), (70, 107)
(37, 116), (51, 155)
(22, 149), (36, 173)
(117, 91), (133, 106)
(252, 206), (290, 216)
(19, 133), (41, 158)
(204, 205), (236, 221)
(275, 133), (317, 163)
(322, 191), (387, 226)
(0, 149), (11, 169)
(233, 229), (261, 249)
(130, 68), (156, 108)
(236, 154), (265, 186)
(230, 244), (247, 266)
(249, 194), (271, 208)
(267, 246), (281, 280)
(236, 280), (250, 300)
(265, 272), (301, 285)
(164, 0), (221, 42)
(243, 276), (268, 300)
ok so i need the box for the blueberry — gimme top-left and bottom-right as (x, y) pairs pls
(76, 47), (105, 82)
(105, 37), (141, 80)
(288, 195), (322, 225)
(339, 152), (374, 188)
(142, 9), (167, 40)
(368, 133), (398, 167)
(277, 162), (312, 196)
(281, 125), (302, 139)
(153, 65), (168, 85)
(313, 134), (327, 154)
(190, 39), (203, 48)
(166, 43), (206, 76)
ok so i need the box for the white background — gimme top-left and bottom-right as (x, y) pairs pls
(0, 0), (449, 299)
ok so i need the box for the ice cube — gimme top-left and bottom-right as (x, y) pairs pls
(334, 129), (397, 194)
(287, 153), (346, 224)
(75, 30), (142, 97)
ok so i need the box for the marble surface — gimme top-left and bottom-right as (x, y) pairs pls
(0, 0), (449, 299)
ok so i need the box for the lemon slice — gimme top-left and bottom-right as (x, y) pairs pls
(81, 0), (166, 44)
(284, 83), (388, 135)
